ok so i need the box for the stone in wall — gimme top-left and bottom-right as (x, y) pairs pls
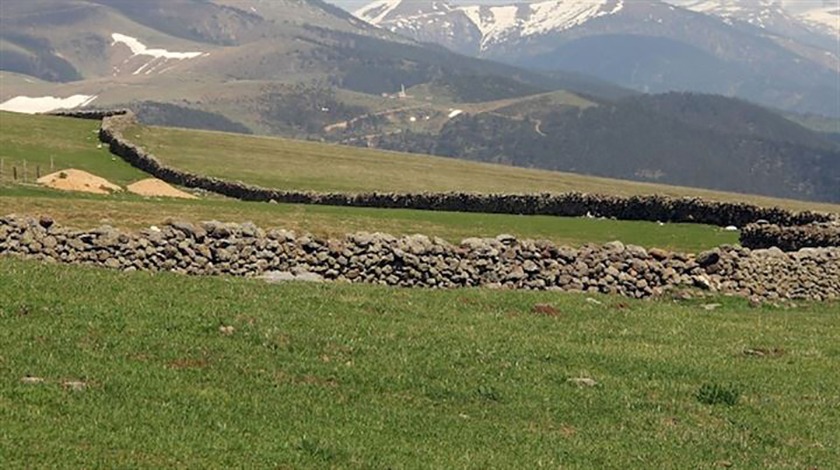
(740, 222), (840, 251)
(2, 215), (838, 301)
(95, 112), (836, 230)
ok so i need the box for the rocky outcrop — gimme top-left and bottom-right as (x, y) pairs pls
(2, 215), (837, 301)
(740, 223), (840, 251)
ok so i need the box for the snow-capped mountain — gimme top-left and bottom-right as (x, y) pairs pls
(681, 0), (839, 37)
(354, 0), (482, 54)
(686, 0), (792, 29)
(795, 4), (840, 36)
(353, 0), (840, 117)
(460, 0), (625, 49)
(683, 0), (837, 50)
(354, 0), (627, 55)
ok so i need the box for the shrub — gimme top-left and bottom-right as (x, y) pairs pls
(696, 383), (740, 406)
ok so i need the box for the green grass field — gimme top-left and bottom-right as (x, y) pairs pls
(0, 112), (147, 185)
(1, 112), (748, 252)
(124, 119), (840, 214)
(1, 258), (838, 468)
(1, 110), (839, 468)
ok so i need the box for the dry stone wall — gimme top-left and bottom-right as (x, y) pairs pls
(42, 110), (839, 252)
(740, 223), (840, 251)
(49, 109), (130, 120)
(2, 215), (838, 301)
(95, 111), (833, 229)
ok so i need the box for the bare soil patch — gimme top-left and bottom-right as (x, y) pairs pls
(37, 169), (122, 195)
(126, 178), (197, 199)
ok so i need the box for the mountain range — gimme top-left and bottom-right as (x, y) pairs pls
(371, 91), (840, 202)
(0, 0), (838, 202)
(355, 0), (840, 117)
(0, 0), (621, 128)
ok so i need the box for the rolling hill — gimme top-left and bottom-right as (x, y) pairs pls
(1, 0), (838, 204)
(370, 92), (840, 203)
(2, 111), (761, 252)
(0, 0), (614, 128)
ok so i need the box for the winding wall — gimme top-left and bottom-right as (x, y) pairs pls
(44, 110), (839, 251)
(2, 215), (838, 301)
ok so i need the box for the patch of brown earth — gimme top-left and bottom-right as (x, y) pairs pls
(126, 178), (197, 199)
(37, 169), (122, 194)
(532, 303), (560, 317)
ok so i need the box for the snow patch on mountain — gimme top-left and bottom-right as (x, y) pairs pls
(0, 95), (97, 114)
(112, 34), (205, 60)
(354, 0), (403, 24)
(799, 6), (840, 35)
(524, 0), (624, 36)
(111, 33), (207, 76)
(357, 0), (624, 50)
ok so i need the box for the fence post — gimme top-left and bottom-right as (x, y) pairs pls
(23, 160), (27, 183)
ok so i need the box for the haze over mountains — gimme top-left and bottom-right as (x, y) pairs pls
(0, 0), (838, 202)
(355, 0), (840, 117)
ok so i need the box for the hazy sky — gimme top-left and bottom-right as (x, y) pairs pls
(329, 0), (833, 15)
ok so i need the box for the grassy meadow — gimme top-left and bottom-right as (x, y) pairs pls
(1, 112), (747, 252)
(2, 258), (839, 468)
(125, 120), (840, 214)
(1, 111), (839, 468)
(0, 111), (147, 185)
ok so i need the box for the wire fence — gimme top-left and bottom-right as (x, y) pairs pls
(0, 157), (55, 184)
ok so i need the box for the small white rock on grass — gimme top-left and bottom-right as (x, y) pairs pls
(568, 377), (598, 387)
(62, 381), (87, 392)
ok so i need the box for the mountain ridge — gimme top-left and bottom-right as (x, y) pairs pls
(354, 0), (840, 117)
(370, 91), (840, 203)
(1, 0), (838, 203)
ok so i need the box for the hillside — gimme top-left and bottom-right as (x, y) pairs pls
(0, 0), (616, 134)
(2, 109), (830, 213)
(2, 111), (750, 252)
(114, 112), (839, 212)
(355, 0), (840, 118)
(371, 92), (840, 203)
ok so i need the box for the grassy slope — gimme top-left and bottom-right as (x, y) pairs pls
(1, 258), (838, 467)
(1, 112), (740, 252)
(128, 121), (840, 214)
(2, 189), (736, 252)
(0, 112), (147, 185)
